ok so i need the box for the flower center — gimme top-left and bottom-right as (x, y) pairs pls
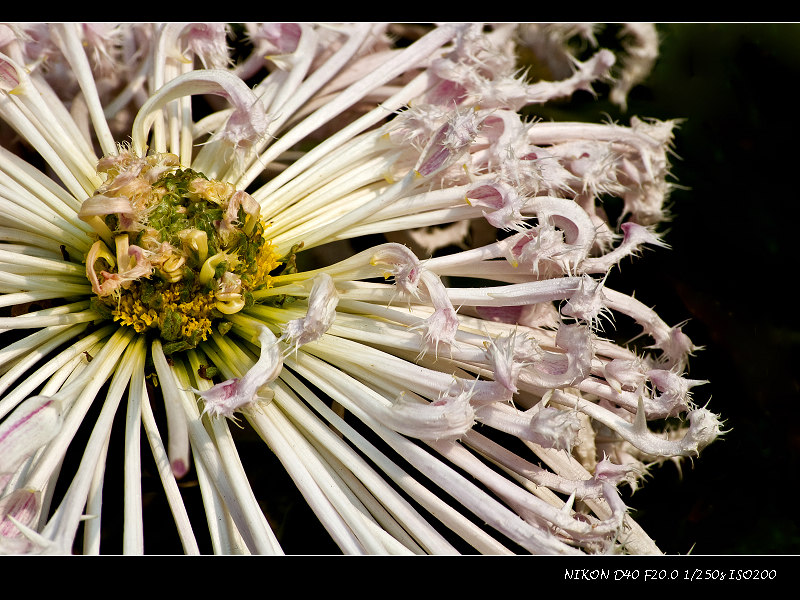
(81, 151), (280, 354)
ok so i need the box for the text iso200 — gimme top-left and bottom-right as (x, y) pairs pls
(728, 569), (777, 581)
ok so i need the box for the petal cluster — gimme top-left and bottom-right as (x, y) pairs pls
(0, 23), (720, 556)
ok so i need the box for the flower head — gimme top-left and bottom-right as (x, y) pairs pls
(0, 22), (718, 555)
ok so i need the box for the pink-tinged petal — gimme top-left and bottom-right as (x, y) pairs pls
(219, 100), (270, 152)
(178, 23), (230, 70)
(171, 459), (189, 479)
(370, 243), (422, 296)
(0, 53), (23, 93)
(476, 302), (561, 330)
(282, 273), (339, 352)
(0, 396), (63, 486)
(251, 23), (303, 57)
(132, 69), (270, 156)
(603, 358), (648, 394)
(85, 239), (154, 297)
(561, 274), (611, 329)
(466, 181), (527, 231)
(522, 49), (616, 105)
(198, 327), (283, 419)
(370, 244), (460, 355)
(516, 323), (594, 389)
(582, 221), (669, 274)
(414, 109), (483, 178)
(681, 408), (724, 456)
(593, 456), (641, 487)
(485, 333), (540, 395)
(80, 23), (122, 78)
(418, 270), (459, 355)
(0, 489), (40, 541)
(528, 406), (581, 451)
(380, 387), (476, 442)
(647, 368), (708, 416)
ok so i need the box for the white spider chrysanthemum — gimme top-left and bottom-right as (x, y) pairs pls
(0, 23), (721, 555)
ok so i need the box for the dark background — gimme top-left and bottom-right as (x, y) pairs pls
(565, 23), (800, 555)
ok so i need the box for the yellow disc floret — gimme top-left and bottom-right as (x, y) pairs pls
(82, 150), (282, 353)
(114, 287), (216, 342)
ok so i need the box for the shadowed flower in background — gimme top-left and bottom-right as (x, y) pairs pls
(0, 22), (721, 555)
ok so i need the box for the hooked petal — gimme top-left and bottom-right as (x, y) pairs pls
(282, 273), (339, 352)
(198, 327), (282, 418)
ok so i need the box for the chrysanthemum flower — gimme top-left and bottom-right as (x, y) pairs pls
(0, 22), (721, 555)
